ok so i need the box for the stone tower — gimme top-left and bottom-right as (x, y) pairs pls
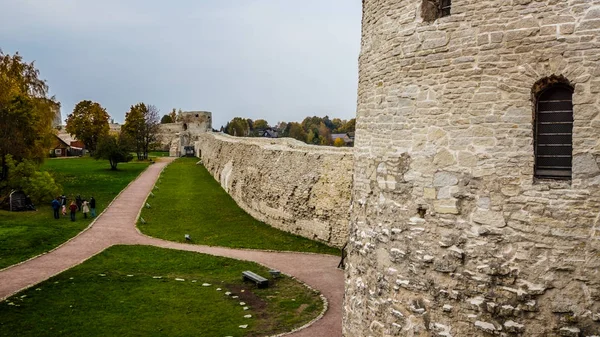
(345, 1), (600, 336)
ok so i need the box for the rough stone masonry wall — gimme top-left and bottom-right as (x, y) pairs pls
(195, 133), (353, 248)
(344, 1), (600, 336)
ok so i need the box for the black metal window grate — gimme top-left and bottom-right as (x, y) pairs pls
(440, 0), (451, 17)
(534, 85), (573, 179)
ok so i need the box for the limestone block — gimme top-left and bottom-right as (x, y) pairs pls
(434, 199), (459, 214)
(433, 172), (459, 187)
(424, 187), (437, 199)
(573, 153), (600, 176)
(472, 209), (507, 228)
(457, 151), (477, 167)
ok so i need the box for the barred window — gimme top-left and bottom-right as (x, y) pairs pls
(440, 0), (451, 17)
(534, 84), (574, 179)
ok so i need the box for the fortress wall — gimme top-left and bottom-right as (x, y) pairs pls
(195, 133), (353, 248)
(345, 1), (600, 336)
(157, 124), (181, 150)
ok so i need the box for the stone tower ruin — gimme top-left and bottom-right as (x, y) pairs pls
(344, 0), (600, 336)
(158, 111), (212, 157)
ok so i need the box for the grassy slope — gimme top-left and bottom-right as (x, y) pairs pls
(0, 157), (149, 269)
(0, 245), (323, 337)
(139, 157), (340, 255)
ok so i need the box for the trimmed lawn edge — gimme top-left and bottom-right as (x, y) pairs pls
(0, 163), (151, 274)
(266, 274), (329, 337)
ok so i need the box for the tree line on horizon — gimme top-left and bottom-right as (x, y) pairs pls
(221, 116), (356, 147)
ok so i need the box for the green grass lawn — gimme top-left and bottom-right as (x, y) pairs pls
(139, 157), (340, 255)
(0, 245), (323, 337)
(0, 157), (149, 269)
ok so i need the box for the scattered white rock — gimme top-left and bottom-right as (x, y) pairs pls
(20, 295), (26, 299)
(7, 302), (14, 306)
(69, 277), (74, 280)
(225, 292), (232, 296)
(99, 274), (106, 277)
(243, 307), (249, 310)
(35, 288), (41, 291)
(216, 288), (222, 291)
(292, 299), (296, 301)
(127, 275), (134, 277)
(241, 290), (245, 293)
(202, 283), (211, 287)
(443, 304), (453, 312)
(239, 325), (248, 329)
(474, 321), (498, 333)
(244, 314), (252, 318)
(175, 278), (185, 282)
(152, 276), (162, 279)
(240, 302), (246, 306)
(191, 280), (197, 283)
(232, 296), (239, 299)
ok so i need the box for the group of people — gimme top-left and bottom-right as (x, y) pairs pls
(51, 195), (96, 222)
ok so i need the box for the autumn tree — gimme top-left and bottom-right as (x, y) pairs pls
(94, 133), (133, 170)
(122, 103), (160, 160)
(253, 119), (270, 130)
(65, 100), (110, 154)
(287, 122), (306, 142)
(169, 108), (177, 122)
(318, 122), (332, 145)
(225, 117), (250, 137)
(333, 137), (346, 147)
(0, 51), (61, 202)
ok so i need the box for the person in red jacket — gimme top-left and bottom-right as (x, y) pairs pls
(69, 201), (78, 222)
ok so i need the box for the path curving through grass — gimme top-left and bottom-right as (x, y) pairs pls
(0, 157), (343, 337)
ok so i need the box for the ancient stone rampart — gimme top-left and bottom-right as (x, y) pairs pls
(344, 1), (600, 336)
(157, 111), (212, 156)
(195, 133), (353, 248)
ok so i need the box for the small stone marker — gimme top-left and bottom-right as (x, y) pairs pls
(127, 275), (134, 277)
(243, 306), (249, 310)
(202, 283), (211, 287)
(216, 288), (222, 291)
(232, 296), (239, 299)
(239, 325), (248, 329)
(99, 274), (106, 277)
(175, 278), (185, 281)
(244, 314), (252, 318)
(225, 292), (232, 296)
(153, 276), (162, 279)
(239, 302), (246, 306)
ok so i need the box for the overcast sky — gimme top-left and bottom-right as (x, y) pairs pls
(0, 1), (362, 128)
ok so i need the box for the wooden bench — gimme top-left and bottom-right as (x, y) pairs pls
(242, 271), (269, 288)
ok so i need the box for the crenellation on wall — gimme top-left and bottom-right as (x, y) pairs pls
(195, 133), (353, 248)
(345, 0), (600, 336)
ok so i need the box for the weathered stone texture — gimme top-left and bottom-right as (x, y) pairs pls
(345, 1), (600, 336)
(195, 133), (352, 248)
(157, 111), (212, 155)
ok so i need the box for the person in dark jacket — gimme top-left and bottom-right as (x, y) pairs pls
(69, 201), (78, 222)
(51, 197), (60, 219)
(75, 195), (82, 212)
(89, 197), (96, 217)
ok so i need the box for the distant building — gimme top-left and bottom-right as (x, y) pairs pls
(49, 134), (83, 157)
(261, 129), (278, 138)
(331, 133), (353, 146)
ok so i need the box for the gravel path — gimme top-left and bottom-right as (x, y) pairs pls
(0, 157), (343, 337)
